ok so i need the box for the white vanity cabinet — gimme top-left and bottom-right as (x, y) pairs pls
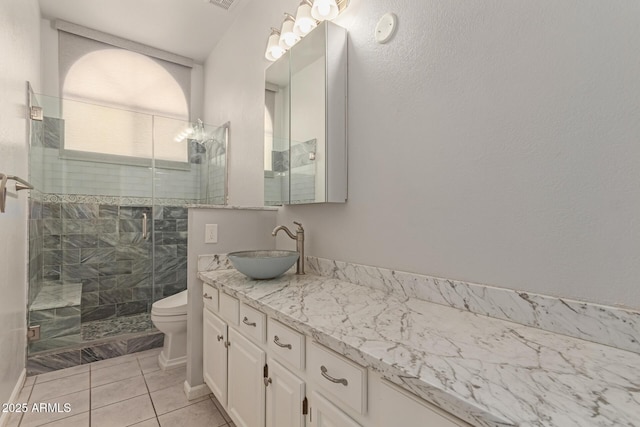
(369, 373), (471, 427)
(308, 391), (362, 427)
(203, 287), (470, 427)
(203, 307), (228, 406)
(228, 328), (266, 427)
(265, 358), (306, 427)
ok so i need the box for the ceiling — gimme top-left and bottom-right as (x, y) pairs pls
(38, 0), (248, 63)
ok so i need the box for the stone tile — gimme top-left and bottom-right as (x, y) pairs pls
(157, 399), (226, 427)
(126, 333), (163, 354)
(117, 301), (147, 316)
(143, 366), (186, 393)
(29, 372), (90, 402)
(91, 375), (148, 409)
(35, 364), (89, 384)
(20, 389), (90, 427)
(38, 411), (89, 427)
(91, 359), (142, 387)
(81, 341), (127, 364)
(61, 203), (99, 220)
(81, 305), (115, 322)
(150, 382), (208, 415)
(162, 207), (187, 220)
(91, 394), (155, 427)
(63, 235), (99, 249)
(80, 248), (116, 264)
(99, 205), (119, 218)
(99, 260), (133, 276)
(99, 288), (132, 305)
(27, 350), (81, 376)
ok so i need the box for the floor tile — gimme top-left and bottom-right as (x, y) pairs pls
(157, 399), (226, 427)
(3, 411), (23, 427)
(38, 411), (89, 427)
(143, 367), (186, 393)
(91, 360), (142, 387)
(91, 376), (148, 409)
(134, 348), (161, 360)
(130, 418), (160, 427)
(150, 382), (207, 415)
(35, 365), (89, 385)
(29, 372), (89, 402)
(89, 353), (138, 371)
(210, 395), (231, 423)
(24, 376), (36, 388)
(137, 354), (161, 375)
(91, 394), (155, 427)
(20, 389), (90, 427)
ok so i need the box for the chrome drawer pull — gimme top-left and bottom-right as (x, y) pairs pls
(273, 335), (292, 349)
(217, 335), (224, 342)
(242, 316), (257, 327)
(204, 293), (213, 300)
(320, 366), (348, 386)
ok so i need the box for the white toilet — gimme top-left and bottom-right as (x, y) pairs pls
(151, 290), (188, 371)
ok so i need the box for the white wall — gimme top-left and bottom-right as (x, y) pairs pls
(203, 0), (640, 308)
(186, 207), (277, 388)
(0, 0), (41, 416)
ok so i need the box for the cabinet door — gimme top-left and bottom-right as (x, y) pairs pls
(309, 391), (361, 427)
(228, 328), (267, 427)
(375, 380), (468, 427)
(203, 308), (228, 406)
(266, 358), (305, 427)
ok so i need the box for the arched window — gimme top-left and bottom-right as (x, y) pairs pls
(57, 22), (193, 164)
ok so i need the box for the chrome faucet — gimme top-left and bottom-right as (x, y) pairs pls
(272, 221), (305, 275)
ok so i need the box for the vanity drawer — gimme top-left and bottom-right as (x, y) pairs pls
(267, 318), (305, 370)
(202, 284), (219, 312)
(239, 303), (266, 343)
(308, 341), (367, 415)
(219, 292), (239, 325)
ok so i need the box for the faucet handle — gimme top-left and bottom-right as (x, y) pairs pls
(293, 221), (304, 232)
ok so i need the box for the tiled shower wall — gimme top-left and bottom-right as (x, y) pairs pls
(28, 201), (188, 348)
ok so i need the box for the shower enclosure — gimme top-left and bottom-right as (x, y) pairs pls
(26, 87), (227, 373)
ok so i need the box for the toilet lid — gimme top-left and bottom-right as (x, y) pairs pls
(152, 290), (188, 316)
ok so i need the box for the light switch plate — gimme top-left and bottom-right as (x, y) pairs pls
(205, 224), (218, 243)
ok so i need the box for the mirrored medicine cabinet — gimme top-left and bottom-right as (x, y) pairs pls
(264, 20), (347, 205)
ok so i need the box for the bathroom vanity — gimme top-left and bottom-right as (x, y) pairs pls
(198, 263), (640, 427)
(201, 278), (467, 427)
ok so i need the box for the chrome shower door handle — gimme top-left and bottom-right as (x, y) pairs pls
(142, 212), (149, 240)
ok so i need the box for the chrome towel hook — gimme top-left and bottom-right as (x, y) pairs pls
(0, 173), (34, 213)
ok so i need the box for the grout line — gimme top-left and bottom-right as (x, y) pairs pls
(136, 356), (160, 426)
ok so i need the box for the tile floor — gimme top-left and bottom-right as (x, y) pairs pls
(5, 348), (235, 427)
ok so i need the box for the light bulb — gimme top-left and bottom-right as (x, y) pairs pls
(279, 13), (300, 49)
(265, 28), (285, 61)
(311, 0), (339, 21)
(294, 0), (317, 36)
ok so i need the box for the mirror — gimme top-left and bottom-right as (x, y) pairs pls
(264, 21), (347, 205)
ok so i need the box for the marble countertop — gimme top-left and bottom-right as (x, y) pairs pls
(198, 270), (640, 427)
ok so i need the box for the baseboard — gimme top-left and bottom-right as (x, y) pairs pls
(0, 369), (26, 427)
(183, 380), (211, 401)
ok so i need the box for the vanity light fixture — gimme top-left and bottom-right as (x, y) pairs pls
(279, 13), (301, 49)
(265, 28), (286, 61)
(264, 0), (348, 62)
(293, 0), (317, 36)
